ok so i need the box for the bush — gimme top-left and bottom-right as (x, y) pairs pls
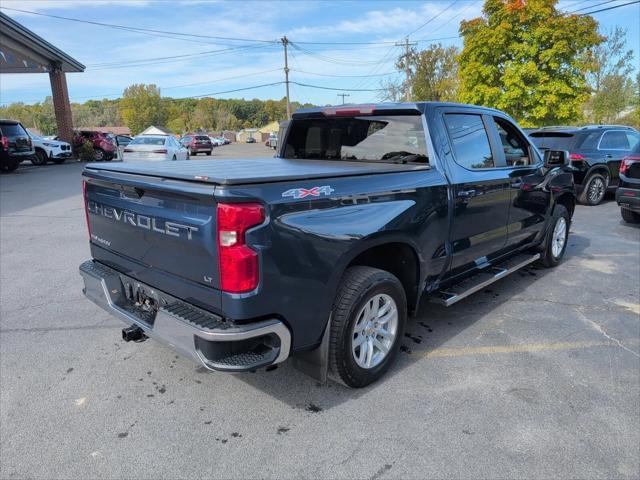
(77, 140), (95, 161)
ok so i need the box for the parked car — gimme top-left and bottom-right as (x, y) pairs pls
(616, 141), (640, 223)
(74, 130), (117, 161)
(79, 102), (576, 388)
(122, 135), (188, 162)
(180, 134), (212, 156)
(246, 136), (256, 143)
(209, 136), (225, 147)
(28, 131), (72, 165)
(529, 125), (640, 205)
(0, 119), (33, 172)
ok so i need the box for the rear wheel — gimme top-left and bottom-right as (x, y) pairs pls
(93, 148), (105, 161)
(620, 207), (640, 224)
(578, 173), (608, 205)
(1, 157), (19, 172)
(172, 155), (177, 161)
(31, 149), (48, 165)
(329, 266), (406, 388)
(538, 205), (570, 268)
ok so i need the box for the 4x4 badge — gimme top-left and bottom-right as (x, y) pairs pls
(282, 186), (335, 199)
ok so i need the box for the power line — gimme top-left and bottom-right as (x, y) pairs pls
(568, 0), (619, 13)
(178, 82), (285, 99)
(290, 69), (398, 78)
(0, 7), (278, 44)
(290, 82), (385, 92)
(577, 0), (640, 14)
(406, 0), (461, 37)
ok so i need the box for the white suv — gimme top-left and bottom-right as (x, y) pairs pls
(28, 132), (73, 165)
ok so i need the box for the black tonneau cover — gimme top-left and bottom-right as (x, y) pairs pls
(86, 157), (429, 185)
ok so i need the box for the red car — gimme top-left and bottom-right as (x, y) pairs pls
(179, 134), (212, 156)
(74, 130), (117, 161)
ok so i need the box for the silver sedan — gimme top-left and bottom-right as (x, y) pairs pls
(122, 135), (189, 162)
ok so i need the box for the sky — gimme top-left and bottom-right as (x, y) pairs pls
(0, 0), (639, 107)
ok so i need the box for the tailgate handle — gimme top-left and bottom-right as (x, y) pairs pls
(120, 186), (145, 199)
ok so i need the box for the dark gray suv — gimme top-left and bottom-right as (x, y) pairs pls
(529, 125), (639, 205)
(0, 119), (34, 172)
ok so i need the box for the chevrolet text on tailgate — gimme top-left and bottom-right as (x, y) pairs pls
(79, 102), (576, 388)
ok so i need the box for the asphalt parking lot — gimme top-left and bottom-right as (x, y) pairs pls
(1, 143), (639, 479)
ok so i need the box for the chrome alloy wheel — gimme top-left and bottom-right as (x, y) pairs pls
(551, 216), (567, 258)
(588, 177), (605, 204)
(352, 293), (398, 369)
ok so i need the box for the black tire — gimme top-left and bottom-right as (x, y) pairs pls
(172, 155), (177, 161)
(206, 151), (212, 156)
(329, 266), (407, 388)
(31, 149), (48, 165)
(51, 157), (66, 164)
(1, 157), (19, 172)
(93, 148), (105, 161)
(621, 207), (640, 224)
(578, 172), (608, 205)
(538, 204), (570, 268)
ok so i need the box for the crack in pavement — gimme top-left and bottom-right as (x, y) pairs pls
(574, 309), (640, 359)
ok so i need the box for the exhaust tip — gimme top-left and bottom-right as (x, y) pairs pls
(122, 325), (147, 343)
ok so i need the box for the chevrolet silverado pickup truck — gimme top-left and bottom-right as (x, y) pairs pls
(79, 102), (576, 388)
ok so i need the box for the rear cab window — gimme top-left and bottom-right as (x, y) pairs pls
(282, 115), (428, 164)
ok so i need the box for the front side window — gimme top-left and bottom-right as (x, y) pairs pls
(600, 131), (630, 150)
(444, 113), (495, 169)
(493, 117), (531, 166)
(283, 115), (427, 164)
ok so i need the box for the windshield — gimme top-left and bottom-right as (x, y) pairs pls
(283, 115), (428, 164)
(130, 136), (166, 146)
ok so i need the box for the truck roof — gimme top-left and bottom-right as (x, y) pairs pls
(293, 101), (505, 118)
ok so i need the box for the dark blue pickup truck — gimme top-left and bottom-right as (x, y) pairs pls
(79, 102), (575, 387)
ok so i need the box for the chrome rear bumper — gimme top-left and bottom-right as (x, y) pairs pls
(79, 260), (291, 371)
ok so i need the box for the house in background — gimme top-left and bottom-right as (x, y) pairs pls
(140, 125), (172, 136)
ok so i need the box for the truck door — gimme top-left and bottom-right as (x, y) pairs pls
(440, 111), (511, 275)
(488, 115), (548, 249)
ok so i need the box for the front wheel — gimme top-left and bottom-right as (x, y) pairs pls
(31, 149), (48, 165)
(93, 148), (105, 161)
(1, 157), (19, 172)
(621, 207), (640, 224)
(578, 173), (608, 205)
(329, 266), (406, 388)
(538, 204), (570, 268)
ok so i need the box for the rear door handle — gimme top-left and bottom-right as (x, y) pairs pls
(457, 189), (477, 198)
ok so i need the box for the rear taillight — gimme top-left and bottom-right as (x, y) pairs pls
(82, 179), (92, 240)
(217, 202), (265, 293)
(1, 137), (8, 150)
(569, 153), (585, 161)
(152, 149), (168, 154)
(620, 155), (640, 175)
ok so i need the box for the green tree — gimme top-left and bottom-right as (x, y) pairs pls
(120, 84), (167, 135)
(407, 43), (459, 102)
(458, 0), (602, 126)
(584, 27), (635, 124)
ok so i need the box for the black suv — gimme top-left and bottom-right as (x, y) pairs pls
(0, 119), (34, 172)
(616, 142), (640, 223)
(529, 125), (639, 205)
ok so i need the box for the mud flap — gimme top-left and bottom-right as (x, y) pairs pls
(291, 315), (332, 383)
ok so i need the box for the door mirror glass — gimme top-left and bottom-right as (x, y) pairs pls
(543, 149), (570, 167)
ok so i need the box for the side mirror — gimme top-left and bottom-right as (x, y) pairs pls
(543, 149), (570, 167)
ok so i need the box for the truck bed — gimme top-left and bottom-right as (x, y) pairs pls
(85, 157), (429, 185)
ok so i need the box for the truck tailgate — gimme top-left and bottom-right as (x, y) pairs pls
(83, 169), (221, 292)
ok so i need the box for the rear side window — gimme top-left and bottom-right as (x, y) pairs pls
(529, 132), (576, 150)
(599, 131), (630, 150)
(625, 132), (639, 150)
(444, 113), (495, 169)
(0, 123), (27, 136)
(574, 131), (601, 149)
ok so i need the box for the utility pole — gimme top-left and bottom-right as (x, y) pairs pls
(395, 37), (416, 102)
(281, 36), (291, 120)
(337, 93), (350, 105)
